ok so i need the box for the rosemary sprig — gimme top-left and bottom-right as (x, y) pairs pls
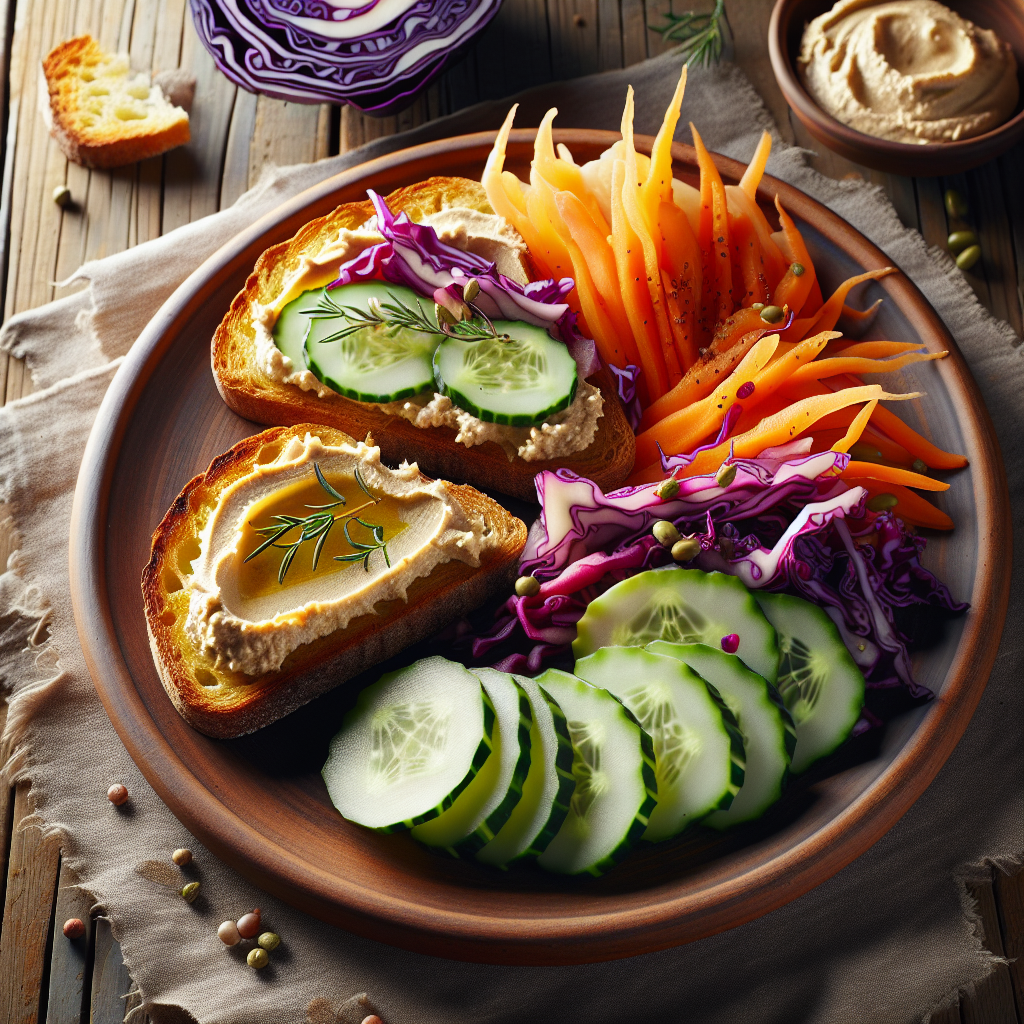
(244, 464), (390, 584)
(300, 289), (504, 344)
(653, 0), (727, 67)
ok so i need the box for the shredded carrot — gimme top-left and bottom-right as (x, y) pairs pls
(627, 385), (921, 485)
(658, 200), (703, 370)
(786, 349), (947, 385)
(856, 482), (954, 530)
(839, 299), (883, 328)
(730, 214), (768, 308)
(842, 461), (949, 492)
(634, 334), (779, 467)
(799, 268), (896, 339)
(771, 197), (816, 314)
(725, 186), (788, 292)
(692, 124), (734, 331)
(832, 401), (877, 453)
(712, 307), (769, 352)
(639, 330), (764, 430)
(826, 340), (925, 359)
(641, 66), (687, 218)
(800, 276), (824, 317)
(739, 130), (772, 200)
(813, 425), (914, 465)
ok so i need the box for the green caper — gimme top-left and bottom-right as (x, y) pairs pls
(652, 520), (681, 547)
(257, 932), (281, 951)
(181, 882), (200, 903)
(759, 305), (784, 324)
(867, 493), (899, 512)
(790, 262), (805, 277)
(947, 230), (977, 255)
(514, 575), (541, 598)
(462, 278), (480, 303)
(655, 477), (680, 500)
(751, 302), (765, 311)
(53, 185), (72, 208)
(434, 302), (458, 326)
(849, 442), (883, 464)
(716, 462), (737, 487)
(671, 537), (700, 562)
(956, 245), (981, 271)
(944, 188), (968, 218)
(247, 948), (269, 969)
(912, 458), (928, 475)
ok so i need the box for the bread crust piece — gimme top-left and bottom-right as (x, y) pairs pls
(212, 176), (636, 502)
(141, 423), (527, 738)
(42, 35), (190, 168)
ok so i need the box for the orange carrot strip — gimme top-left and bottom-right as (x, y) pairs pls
(786, 350), (947, 385)
(800, 276), (824, 317)
(725, 186), (788, 292)
(839, 299), (883, 328)
(692, 124), (734, 330)
(641, 65), (687, 216)
(658, 200), (703, 370)
(801, 268), (896, 338)
(639, 330), (764, 431)
(627, 384), (921, 485)
(832, 400), (877, 453)
(634, 333), (780, 468)
(712, 307), (769, 353)
(827, 340), (924, 359)
(611, 158), (669, 399)
(856, 482), (954, 530)
(771, 197), (816, 314)
(813, 426), (914, 466)
(842, 461), (949, 492)
(731, 214), (768, 308)
(739, 130), (772, 200)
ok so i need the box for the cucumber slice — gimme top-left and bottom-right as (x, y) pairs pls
(271, 291), (312, 370)
(573, 568), (781, 684)
(411, 668), (532, 856)
(475, 675), (576, 867)
(534, 669), (658, 876)
(432, 320), (578, 427)
(574, 647), (744, 841)
(754, 592), (865, 774)
(647, 641), (796, 828)
(303, 282), (439, 403)
(323, 657), (495, 832)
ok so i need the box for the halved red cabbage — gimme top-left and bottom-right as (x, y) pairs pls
(190, 0), (501, 113)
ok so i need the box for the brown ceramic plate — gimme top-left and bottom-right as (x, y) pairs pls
(769, 0), (1024, 175)
(69, 130), (1010, 965)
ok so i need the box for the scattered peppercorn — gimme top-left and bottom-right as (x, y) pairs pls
(671, 537), (700, 562)
(736, 381), (755, 400)
(751, 302), (765, 311)
(462, 278), (480, 303)
(912, 458), (928, 475)
(652, 520), (681, 547)
(53, 185), (71, 208)
(171, 848), (192, 866)
(956, 245), (981, 271)
(63, 918), (85, 939)
(944, 188), (968, 218)
(716, 462), (737, 487)
(247, 947), (269, 969)
(790, 262), (805, 277)
(107, 784), (129, 806)
(867, 493), (898, 512)
(361, 1017), (384, 1024)
(759, 304), (784, 324)
(721, 633), (740, 654)
(181, 882), (201, 903)
(218, 920), (241, 946)
(514, 575), (541, 598)
(236, 909), (262, 939)
(946, 230), (977, 255)
(655, 477), (680, 500)
(257, 931), (281, 951)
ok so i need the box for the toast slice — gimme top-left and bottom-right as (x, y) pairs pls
(42, 35), (190, 168)
(211, 176), (636, 502)
(142, 423), (527, 738)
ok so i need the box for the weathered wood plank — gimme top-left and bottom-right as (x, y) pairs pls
(0, 783), (62, 1024)
(996, 142), (1023, 341)
(247, 98), (331, 191)
(915, 176), (949, 254)
(942, 171), (992, 313)
(473, 0), (551, 102)
(89, 917), (132, 1024)
(727, 0), (792, 143)
(620, 0), (647, 66)
(45, 861), (93, 1024)
(550, 0), (601, 83)
(994, 867), (1024, 1019)
(961, 874), (1020, 1024)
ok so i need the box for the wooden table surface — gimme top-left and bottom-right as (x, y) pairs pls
(0, 0), (1019, 1021)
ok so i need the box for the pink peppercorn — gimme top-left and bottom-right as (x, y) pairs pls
(63, 918), (85, 939)
(736, 381), (755, 399)
(721, 633), (740, 654)
(107, 784), (129, 806)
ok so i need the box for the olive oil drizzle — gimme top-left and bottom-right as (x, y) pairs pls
(244, 464), (391, 584)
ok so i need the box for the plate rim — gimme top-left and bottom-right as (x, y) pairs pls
(68, 129), (1013, 964)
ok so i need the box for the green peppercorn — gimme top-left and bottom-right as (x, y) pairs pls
(751, 302), (765, 311)
(759, 305), (784, 324)
(247, 948), (269, 969)
(181, 882), (200, 903)
(790, 262), (805, 277)
(514, 575), (541, 598)
(912, 458), (928, 475)
(462, 278), (480, 303)
(53, 185), (71, 208)
(671, 537), (700, 562)
(867, 493), (898, 512)
(946, 230), (977, 255)
(655, 477), (680, 500)
(716, 462), (737, 487)
(956, 245), (981, 271)
(944, 188), (968, 218)
(257, 932), (281, 951)
(653, 520), (681, 547)
(849, 442), (883, 464)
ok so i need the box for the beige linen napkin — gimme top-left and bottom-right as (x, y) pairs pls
(1, 54), (1021, 1024)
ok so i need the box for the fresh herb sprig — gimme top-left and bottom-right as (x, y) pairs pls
(653, 0), (727, 67)
(244, 463), (390, 584)
(302, 289), (505, 345)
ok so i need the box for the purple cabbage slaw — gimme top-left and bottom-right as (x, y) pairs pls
(325, 190), (600, 376)
(457, 443), (965, 699)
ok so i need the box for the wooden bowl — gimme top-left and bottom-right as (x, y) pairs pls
(769, 0), (1024, 175)
(69, 130), (1011, 965)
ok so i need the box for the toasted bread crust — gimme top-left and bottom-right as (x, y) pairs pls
(142, 424), (527, 738)
(43, 35), (190, 168)
(211, 177), (636, 501)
